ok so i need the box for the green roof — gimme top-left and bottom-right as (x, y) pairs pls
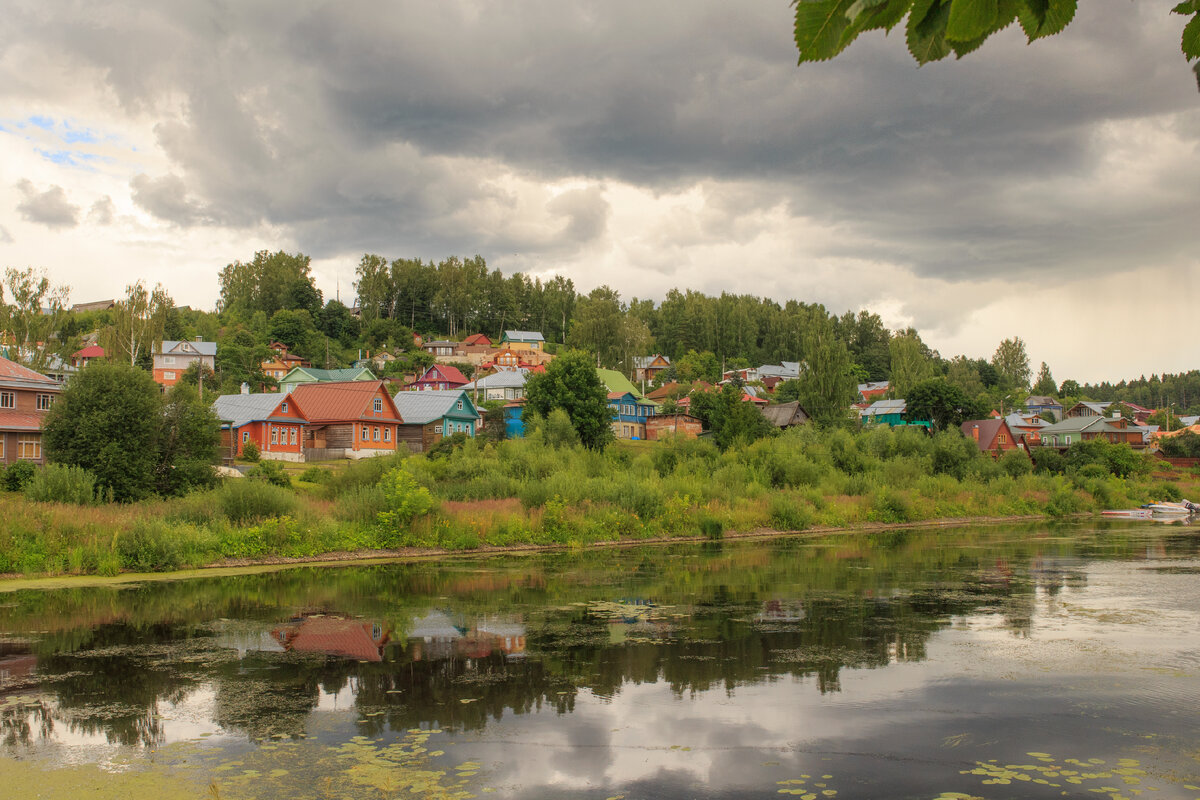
(281, 366), (376, 384)
(597, 368), (658, 407)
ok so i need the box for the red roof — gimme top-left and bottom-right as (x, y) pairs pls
(462, 333), (491, 346)
(0, 356), (59, 386)
(73, 344), (106, 358)
(275, 617), (387, 662)
(287, 381), (401, 423)
(0, 410), (45, 431)
(418, 364), (468, 385)
(607, 391), (625, 400)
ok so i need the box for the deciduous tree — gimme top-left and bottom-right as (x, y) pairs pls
(523, 350), (614, 449)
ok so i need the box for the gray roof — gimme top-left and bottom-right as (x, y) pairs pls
(502, 330), (545, 342)
(857, 381), (889, 393)
(1024, 395), (1061, 407)
(391, 389), (480, 424)
(758, 363), (800, 380)
(861, 398), (906, 416)
(463, 370), (528, 390)
(1040, 415), (1120, 434)
(633, 355), (670, 369)
(1005, 413), (1047, 429)
(161, 339), (218, 357)
(213, 392), (289, 427)
(1181, 415), (1200, 427)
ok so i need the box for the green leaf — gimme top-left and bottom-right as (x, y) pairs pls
(951, 0), (1019, 57)
(794, 0), (858, 62)
(850, 0), (913, 34)
(946, 0), (998, 41)
(1173, 1), (1200, 15)
(906, 0), (953, 64)
(1016, 0), (1045, 39)
(1033, 0), (1076, 38)
(1183, 12), (1200, 60)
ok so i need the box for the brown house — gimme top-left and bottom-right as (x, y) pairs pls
(645, 413), (703, 440)
(960, 418), (1021, 456)
(0, 356), (62, 464)
(762, 401), (811, 429)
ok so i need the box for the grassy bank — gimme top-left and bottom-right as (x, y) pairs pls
(2, 425), (1196, 578)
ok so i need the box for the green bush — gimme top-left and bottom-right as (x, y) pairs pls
(376, 467), (436, 534)
(699, 514), (724, 540)
(298, 466), (330, 484)
(427, 432), (469, 460)
(25, 464), (98, 504)
(998, 449), (1032, 478)
(242, 440), (261, 462)
(335, 484), (388, 524)
(1030, 447), (1066, 474)
(324, 452), (406, 498)
(4, 461), (36, 492)
(247, 459), (291, 487)
(868, 488), (914, 523)
(768, 494), (813, 531)
(116, 520), (182, 571)
(217, 478), (299, 525)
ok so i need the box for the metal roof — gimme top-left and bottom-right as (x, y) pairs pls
(288, 380), (398, 423)
(502, 330), (545, 342)
(283, 366), (375, 383)
(861, 399), (906, 416)
(213, 392), (292, 427)
(0, 355), (61, 389)
(463, 370), (528, 390)
(390, 390), (479, 425)
(160, 339), (218, 357)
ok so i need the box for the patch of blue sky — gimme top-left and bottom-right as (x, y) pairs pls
(36, 148), (114, 169)
(28, 115), (55, 130)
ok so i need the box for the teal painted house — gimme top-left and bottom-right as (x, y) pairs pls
(390, 389), (481, 452)
(607, 390), (657, 440)
(279, 366), (376, 394)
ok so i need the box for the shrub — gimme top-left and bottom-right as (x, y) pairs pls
(116, 520), (182, 571)
(699, 514), (724, 540)
(217, 479), (299, 525)
(25, 464), (98, 505)
(998, 449), (1032, 478)
(544, 408), (580, 449)
(298, 466), (330, 484)
(427, 432), (469, 460)
(377, 467), (436, 531)
(247, 459), (291, 487)
(1030, 447), (1066, 474)
(868, 488), (914, 523)
(335, 484), (388, 524)
(4, 461), (36, 492)
(324, 452), (405, 498)
(768, 494), (813, 531)
(242, 440), (261, 462)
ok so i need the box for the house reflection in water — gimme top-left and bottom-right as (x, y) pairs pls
(755, 599), (806, 624)
(270, 614), (390, 662)
(0, 640), (37, 692)
(407, 611), (526, 662)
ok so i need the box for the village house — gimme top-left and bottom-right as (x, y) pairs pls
(260, 342), (309, 381)
(288, 380), (401, 459)
(608, 391), (658, 440)
(632, 354), (671, 384)
(70, 344), (105, 369)
(857, 381), (890, 402)
(278, 365), (376, 394)
(1065, 400), (1155, 425)
(0, 355), (61, 465)
(762, 401), (812, 430)
(1023, 395), (1063, 421)
(422, 339), (457, 357)
(960, 418), (1022, 456)
(410, 364), (470, 391)
(645, 413), (703, 440)
(214, 390), (308, 462)
(462, 369), (527, 402)
(1004, 412), (1049, 447)
(390, 390), (480, 453)
(1038, 415), (1145, 450)
(461, 333), (491, 347)
(499, 330), (545, 352)
(153, 338), (217, 390)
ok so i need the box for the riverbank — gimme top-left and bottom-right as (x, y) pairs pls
(2, 426), (1195, 580)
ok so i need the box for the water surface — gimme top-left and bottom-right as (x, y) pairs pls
(2, 522), (1200, 798)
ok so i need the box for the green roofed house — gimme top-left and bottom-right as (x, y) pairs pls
(279, 365), (376, 395)
(596, 368), (647, 400)
(389, 389), (481, 453)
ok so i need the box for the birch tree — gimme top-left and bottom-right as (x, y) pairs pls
(104, 281), (173, 366)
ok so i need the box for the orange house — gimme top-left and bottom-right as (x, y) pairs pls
(961, 418), (1022, 456)
(289, 380), (402, 458)
(214, 391), (308, 461)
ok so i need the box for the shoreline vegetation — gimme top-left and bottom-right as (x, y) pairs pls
(2, 424), (1195, 583)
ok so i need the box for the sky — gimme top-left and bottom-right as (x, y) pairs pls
(1, 0), (1197, 385)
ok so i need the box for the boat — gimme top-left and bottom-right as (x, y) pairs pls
(1101, 509), (1153, 519)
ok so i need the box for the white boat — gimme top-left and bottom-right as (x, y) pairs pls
(1145, 503), (1192, 517)
(1101, 509), (1153, 519)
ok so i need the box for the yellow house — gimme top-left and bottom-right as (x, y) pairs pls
(499, 330), (545, 352)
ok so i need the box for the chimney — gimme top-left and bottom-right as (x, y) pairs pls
(972, 425), (979, 440)
(194, 336), (202, 342)
(240, 382), (250, 395)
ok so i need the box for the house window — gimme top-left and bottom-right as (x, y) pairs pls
(0, 392), (13, 409)
(384, 428), (391, 442)
(373, 427), (380, 441)
(36, 394), (54, 410)
(281, 402), (288, 413)
(0, 437), (4, 459)
(164, 356), (175, 365)
(271, 428), (279, 444)
(374, 398), (383, 413)
(242, 431), (250, 443)
(456, 399), (463, 410)
(361, 425), (369, 440)
(163, 371), (176, 381)
(290, 428), (297, 445)
(18, 437), (41, 460)
(998, 434), (1007, 444)
(1065, 436), (1072, 444)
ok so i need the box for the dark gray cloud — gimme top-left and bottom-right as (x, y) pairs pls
(15, 178), (80, 228)
(2, 0), (1198, 306)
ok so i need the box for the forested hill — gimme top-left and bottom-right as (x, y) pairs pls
(3, 251), (1196, 413)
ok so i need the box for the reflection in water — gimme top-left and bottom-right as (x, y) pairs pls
(1, 523), (1199, 798)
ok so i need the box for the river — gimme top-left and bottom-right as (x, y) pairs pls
(1, 521), (1199, 799)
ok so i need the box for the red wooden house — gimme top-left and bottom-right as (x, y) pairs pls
(461, 333), (492, 346)
(411, 364), (469, 391)
(214, 391), (308, 461)
(960, 418), (1022, 456)
(289, 380), (402, 458)
(0, 355), (61, 465)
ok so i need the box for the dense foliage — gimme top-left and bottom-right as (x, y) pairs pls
(523, 350), (614, 450)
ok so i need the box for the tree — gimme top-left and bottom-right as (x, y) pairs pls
(156, 384), (221, 496)
(103, 281), (173, 366)
(887, 331), (935, 398)
(796, 312), (857, 426)
(218, 251), (320, 319)
(566, 286), (624, 367)
(41, 362), (163, 501)
(1147, 408), (1185, 432)
(523, 350), (614, 449)
(1031, 361), (1057, 396)
(905, 378), (984, 431)
(945, 355), (984, 397)
(0, 267), (70, 369)
(688, 384), (774, 450)
(991, 337), (1031, 390)
(793, 1), (1200, 88)
(1059, 378), (1081, 396)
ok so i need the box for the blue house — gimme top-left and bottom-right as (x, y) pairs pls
(607, 391), (657, 440)
(503, 400), (526, 439)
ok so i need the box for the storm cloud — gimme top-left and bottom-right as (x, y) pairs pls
(0, 0), (1198, 379)
(15, 179), (80, 228)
